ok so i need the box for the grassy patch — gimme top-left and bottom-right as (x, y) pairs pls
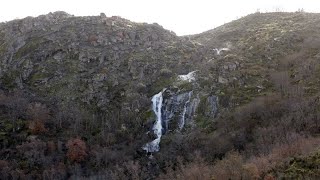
(149, 77), (175, 96)
(279, 151), (320, 179)
(1, 69), (20, 89)
(14, 37), (43, 59)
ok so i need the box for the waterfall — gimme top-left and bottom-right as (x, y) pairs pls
(142, 89), (165, 153)
(179, 91), (192, 130)
(142, 71), (198, 153)
(177, 71), (197, 82)
(213, 48), (229, 55)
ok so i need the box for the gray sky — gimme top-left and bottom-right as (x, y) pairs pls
(1, 0), (320, 35)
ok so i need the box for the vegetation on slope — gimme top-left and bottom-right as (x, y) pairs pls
(0, 11), (320, 179)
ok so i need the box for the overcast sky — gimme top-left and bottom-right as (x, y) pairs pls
(1, 0), (319, 35)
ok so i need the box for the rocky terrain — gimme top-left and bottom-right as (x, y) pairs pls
(0, 11), (320, 179)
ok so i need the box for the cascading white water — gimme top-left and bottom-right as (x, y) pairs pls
(177, 71), (197, 82)
(142, 89), (165, 153)
(142, 71), (198, 153)
(179, 91), (192, 130)
(213, 48), (229, 55)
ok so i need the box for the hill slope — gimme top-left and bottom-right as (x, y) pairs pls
(0, 12), (320, 179)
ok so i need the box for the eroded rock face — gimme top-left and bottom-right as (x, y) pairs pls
(162, 89), (197, 131)
(206, 96), (219, 118)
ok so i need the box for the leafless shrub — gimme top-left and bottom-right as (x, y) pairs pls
(270, 71), (291, 97)
(42, 162), (67, 180)
(26, 102), (50, 134)
(111, 161), (147, 180)
(212, 151), (243, 180)
(16, 139), (47, 168)
(158, 153), (213, 180)
(0, 90), (29, 132)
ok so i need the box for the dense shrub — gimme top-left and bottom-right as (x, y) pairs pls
(66, 138), (88, 163)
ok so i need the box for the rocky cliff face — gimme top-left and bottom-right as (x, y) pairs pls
(0, 11), (205, 117)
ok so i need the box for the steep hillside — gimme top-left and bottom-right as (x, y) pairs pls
(191, 12), (320, 103)
(0, 12), (320, 179)
(0, 11), (202, 108)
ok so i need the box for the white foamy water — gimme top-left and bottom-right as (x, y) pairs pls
(179, 91), (192, 130)
(142, 89), (165, 153)
(178, 71), (197, 82)
(213, 48), (229, 55)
